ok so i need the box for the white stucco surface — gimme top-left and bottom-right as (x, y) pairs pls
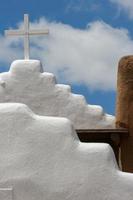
(0, 103), (132, 200)
(0, 60), (115, 129)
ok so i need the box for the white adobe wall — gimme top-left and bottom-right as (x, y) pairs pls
(0, 103), (132, 200)
(0, 60), (115, 129)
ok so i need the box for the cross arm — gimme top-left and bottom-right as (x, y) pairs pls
(29, 29), (49, 35)
(5, 30), (25, 36)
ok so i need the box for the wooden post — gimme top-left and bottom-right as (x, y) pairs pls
(116, 55), (133, 172)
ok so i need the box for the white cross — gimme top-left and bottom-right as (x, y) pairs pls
(5, 14), (49, 60)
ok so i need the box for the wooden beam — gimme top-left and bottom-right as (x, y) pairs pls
(76, 129), (128, 142)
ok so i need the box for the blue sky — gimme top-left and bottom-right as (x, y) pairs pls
(0, 0), (133, 115)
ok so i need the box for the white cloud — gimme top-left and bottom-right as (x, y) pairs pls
(65, 0), (101, 13)
(1, 18), (133, 91)
(110, 0), (133, 18)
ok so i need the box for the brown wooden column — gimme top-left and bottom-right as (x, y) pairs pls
(116, 55), (133, 172)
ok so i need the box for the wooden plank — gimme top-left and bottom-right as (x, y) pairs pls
(76, 128), (128, 134)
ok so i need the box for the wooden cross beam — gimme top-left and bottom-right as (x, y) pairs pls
(5, 14), (49, 60)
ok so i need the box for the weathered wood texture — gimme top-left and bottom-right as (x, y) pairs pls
(76, 129), (128, 166)
(116, 56), (133, 172)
